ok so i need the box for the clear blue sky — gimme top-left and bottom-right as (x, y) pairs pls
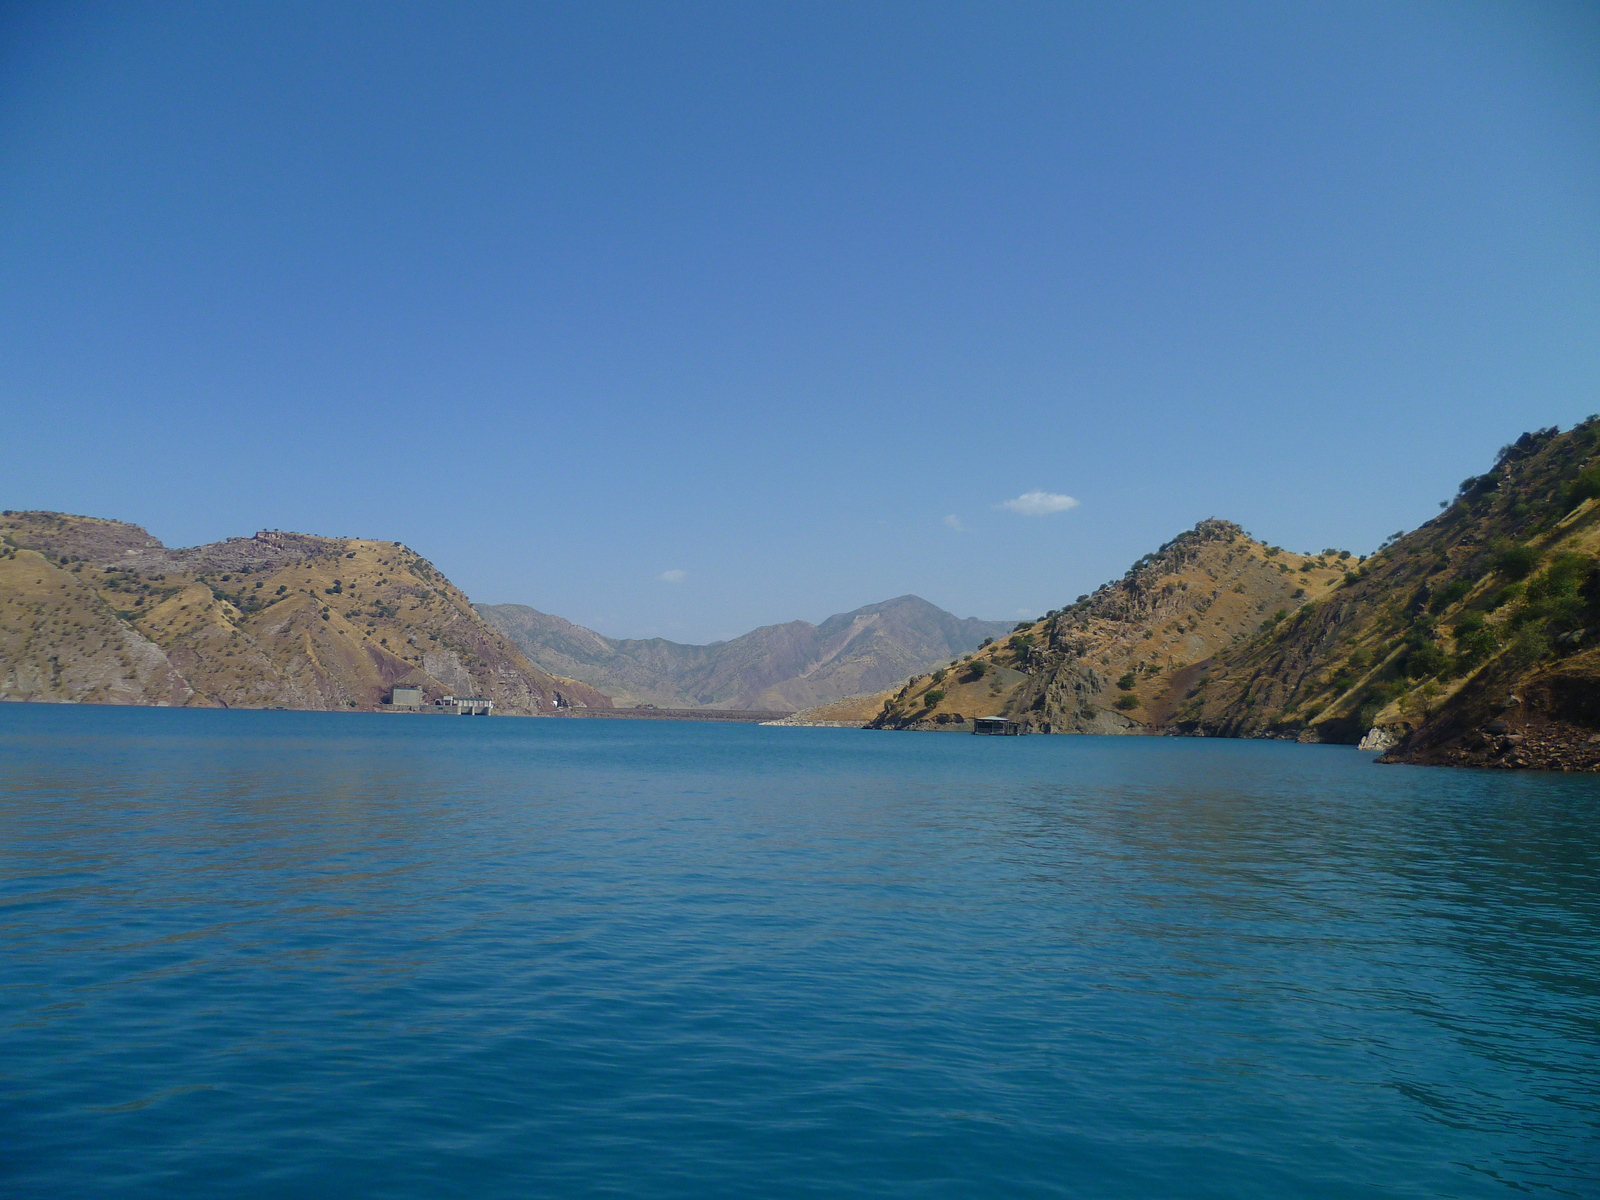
(3, 2), (1597, 642)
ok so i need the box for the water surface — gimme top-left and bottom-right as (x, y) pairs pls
(2, 705), (1597, 1198)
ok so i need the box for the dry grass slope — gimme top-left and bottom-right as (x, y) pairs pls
(1178, 421), (1600, 770)
(870, 519), (1350, 732)
(0, 512), (610, 715)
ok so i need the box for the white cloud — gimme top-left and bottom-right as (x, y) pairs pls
(656, 569), (688, 583)
(999, 490), (1080, 516)
(943, 514), (965, 532)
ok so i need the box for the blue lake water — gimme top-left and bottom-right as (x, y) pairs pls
(2, 705), (1598, 1199)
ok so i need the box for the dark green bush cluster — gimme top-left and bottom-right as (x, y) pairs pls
(1493, 543), (1540, 580)
(1501, 552), (1599, 656)
(1113, 694), (1140, 711)
(1427, 578), (1472, 613)
(1565, 465), (1600, 509)
(1398, 637), (1448, 680)
(1451, 612), (1500, 668)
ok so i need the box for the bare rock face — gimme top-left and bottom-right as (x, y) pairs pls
(0, 511), (610, 716)
(422, 650), (476, 694)
(1357, 727), (1399, 752)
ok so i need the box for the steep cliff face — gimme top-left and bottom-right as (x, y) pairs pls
(1177, 421), (1600, 770)
(0, 512), (609, 714)
(871, 519), (1350, 731)
(479, 595), (1012, 710)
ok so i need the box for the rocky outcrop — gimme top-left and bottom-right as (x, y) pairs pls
(1357, 727), (1398, 752)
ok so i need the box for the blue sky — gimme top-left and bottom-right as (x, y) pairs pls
(3, 2), (1598, 642)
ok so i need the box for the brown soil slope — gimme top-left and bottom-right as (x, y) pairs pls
(871, 519), (1349, 731)
(0, 512), (609, 714)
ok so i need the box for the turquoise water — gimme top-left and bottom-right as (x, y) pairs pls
(2, 706), (1597, 1198)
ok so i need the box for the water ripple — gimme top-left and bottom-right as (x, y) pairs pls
(2, 705), (1598, 1199)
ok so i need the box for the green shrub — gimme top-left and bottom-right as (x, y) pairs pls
(1116, 672), (1137, 691)
(1511, 553), (1598, 646)
(1526, 552), (1592, 604)
(1493, 544), (1540, 580)
(1401, 642), (1449, 679)
(1113, 694), (1141, 711)
(965, 661), (989, 680)
(1508, 628), (1551, 667)
(1487, 582), (1525, 610)
(1565, 465), (1600, 507)
(931, 668), (946, 683)
(1427, 578), (1473, 613)
(1453, 625), (1500, 671)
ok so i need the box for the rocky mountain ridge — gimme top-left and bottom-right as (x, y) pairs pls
(478, 596), (1013, 710)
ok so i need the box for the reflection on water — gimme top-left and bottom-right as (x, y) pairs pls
(1, 704), (1597, 1199)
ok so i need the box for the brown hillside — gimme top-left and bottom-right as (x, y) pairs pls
(871, 519), (1349, 732)
(1176, 421), (1600, 770)
(0, 512), (609, 714)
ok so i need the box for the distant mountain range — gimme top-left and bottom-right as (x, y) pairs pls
(477, 596), (1014, 710)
